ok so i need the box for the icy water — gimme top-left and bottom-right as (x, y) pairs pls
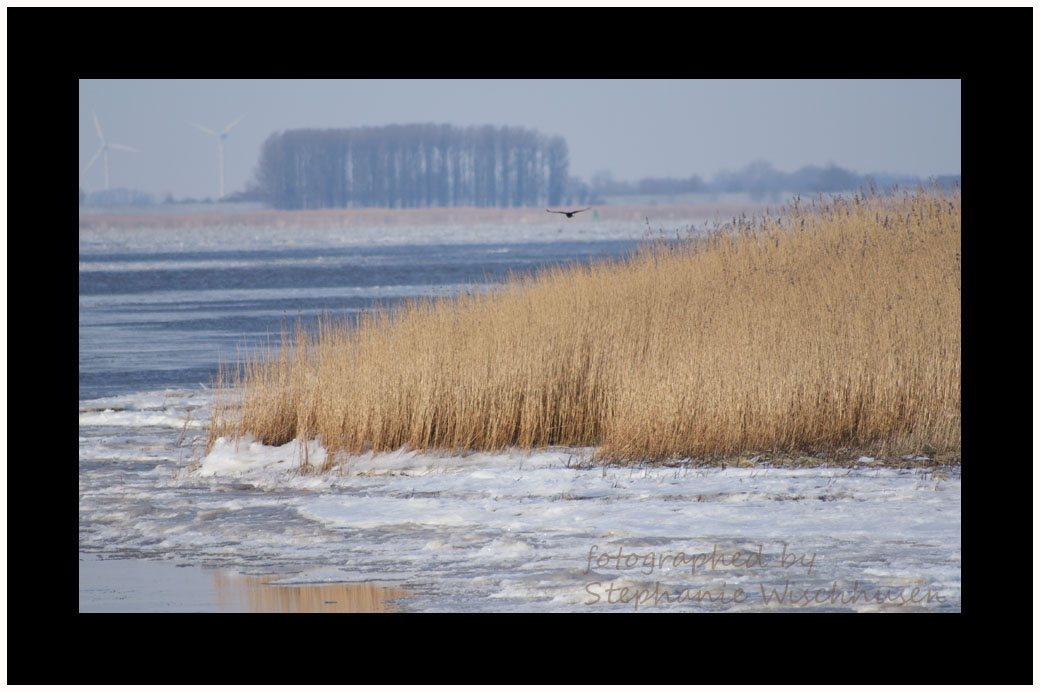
(79, 216), (961, 612)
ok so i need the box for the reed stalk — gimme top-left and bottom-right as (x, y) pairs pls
(208, 187), (961, 465)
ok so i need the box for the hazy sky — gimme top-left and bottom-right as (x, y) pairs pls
(78, 79), (961, 200)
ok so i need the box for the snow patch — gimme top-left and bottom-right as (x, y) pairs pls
(196, 436), (326, 477)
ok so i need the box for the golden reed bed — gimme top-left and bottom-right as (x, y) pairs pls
(208, 189), (960, 466)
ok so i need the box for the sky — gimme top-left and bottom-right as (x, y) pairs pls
(78, 79), (961, 200)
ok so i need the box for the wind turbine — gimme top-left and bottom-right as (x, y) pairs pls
(191, 114), (246, 199)
(82, 111), (140, 190)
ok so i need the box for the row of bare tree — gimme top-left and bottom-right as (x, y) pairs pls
(254, 124), (569, 210)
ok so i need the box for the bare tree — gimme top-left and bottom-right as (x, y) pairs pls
(253, 124), (570, 210)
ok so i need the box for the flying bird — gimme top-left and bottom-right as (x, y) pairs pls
(546, 207), (591, 218)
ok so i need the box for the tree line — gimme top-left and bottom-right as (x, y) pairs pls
(254, 124), (569, 210)
(590, 160), (960, 202)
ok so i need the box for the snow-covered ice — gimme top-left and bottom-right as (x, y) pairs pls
(80, 389), (960, 612)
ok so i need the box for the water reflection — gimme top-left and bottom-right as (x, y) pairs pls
(213, 573), (410, 613)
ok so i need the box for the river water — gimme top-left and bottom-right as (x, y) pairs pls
(78, 213), (961, 612)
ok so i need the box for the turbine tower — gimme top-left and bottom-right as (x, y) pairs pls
(82, 111), (140, 190)
(191, 114), (246, 199)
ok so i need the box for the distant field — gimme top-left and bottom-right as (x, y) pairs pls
(78, 202), (773, 231)
(208, 189), (961, 467)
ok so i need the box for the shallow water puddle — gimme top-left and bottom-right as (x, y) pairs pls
(212, 573), (411, 613)
(78, 553), (409, 613)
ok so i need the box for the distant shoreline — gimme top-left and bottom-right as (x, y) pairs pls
(78, 202), (775, 231)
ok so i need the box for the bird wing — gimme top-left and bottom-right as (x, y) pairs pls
(546, 209), (566, 214)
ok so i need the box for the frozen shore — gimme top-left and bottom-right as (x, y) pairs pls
(80, 391), (960, 612)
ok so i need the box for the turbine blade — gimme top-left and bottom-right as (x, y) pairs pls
(108, 142), (140, 153)
(82, 147), (103, 174)
(221, 113), (247, 134)
(92, 111), (105, 142)
(191, 122), (217, 135)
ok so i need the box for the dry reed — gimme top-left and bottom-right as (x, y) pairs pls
(208, 187), (961, 466)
